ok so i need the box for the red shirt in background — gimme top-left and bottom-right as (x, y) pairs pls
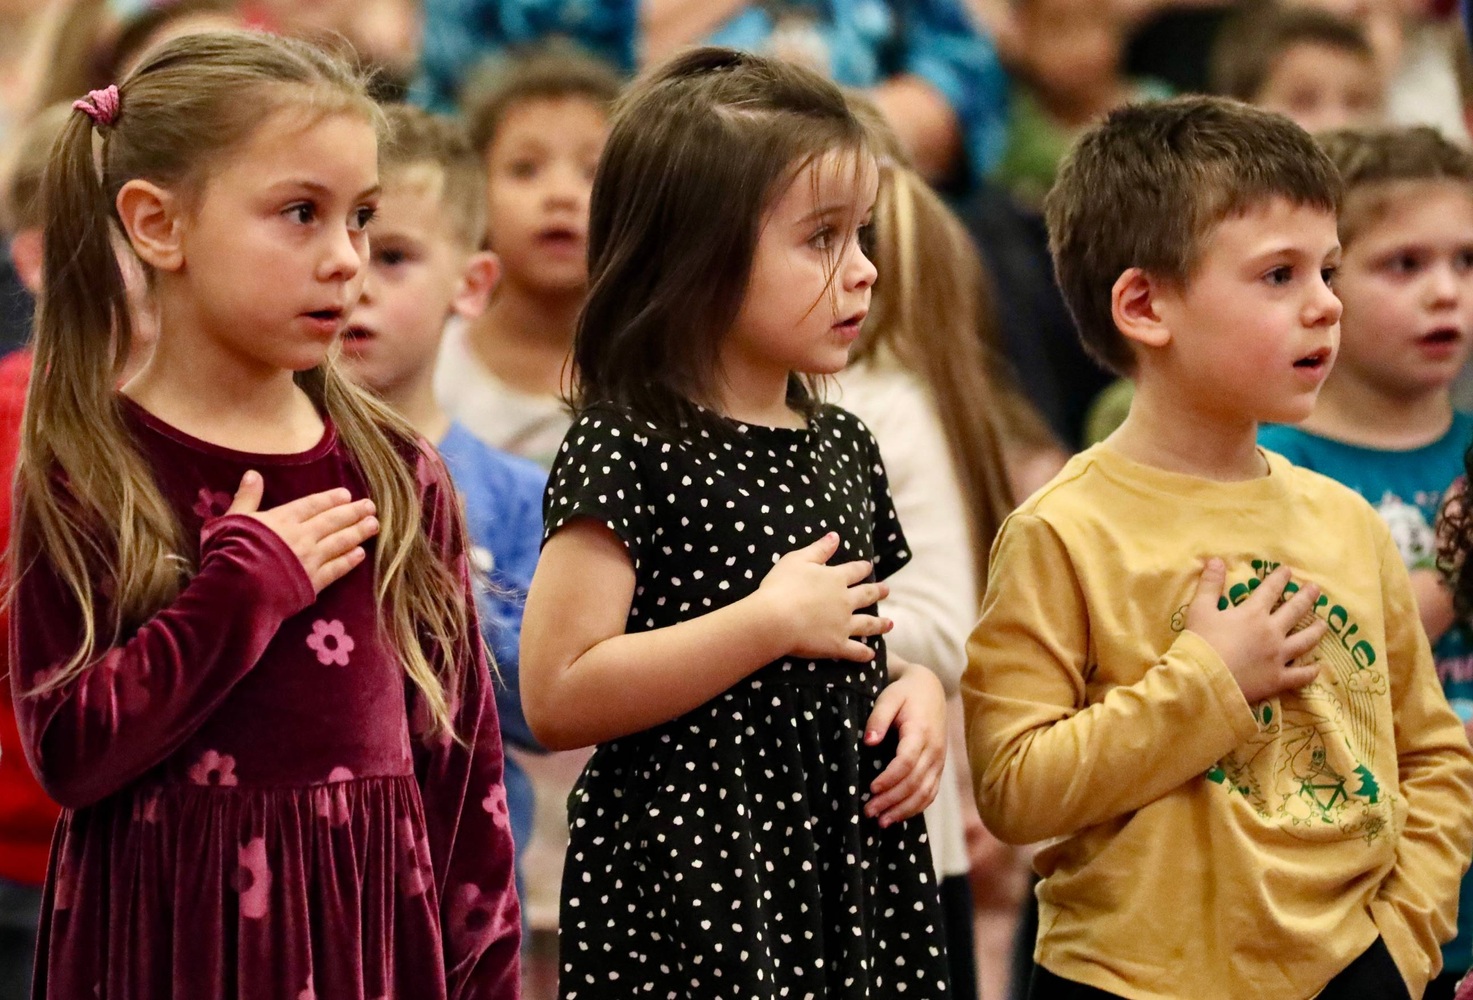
(0, 347), (60, 886)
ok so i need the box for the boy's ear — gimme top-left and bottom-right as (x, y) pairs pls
(115, 179), (185, 272)
(8, 228), (43, 295)
(1111, 267), (1172, 350)
(451, 251), (501, 320)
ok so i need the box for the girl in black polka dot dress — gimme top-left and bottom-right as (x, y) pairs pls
(521, 47), (952, 999)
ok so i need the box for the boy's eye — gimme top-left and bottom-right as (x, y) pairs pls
(1321, 266), (1337, 288)
(352, 205), (377, 230)
(1265, 265), (1293, 286)
(375, 248), (408, 267)
(285, 202), (316, 224)
(1386, 253), (1420, 274)
(1455, 249), (1473, 272)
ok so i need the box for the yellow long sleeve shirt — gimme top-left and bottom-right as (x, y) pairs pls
(963, 444), (1473, 1000)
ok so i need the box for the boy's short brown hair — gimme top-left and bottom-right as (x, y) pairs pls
(1316, 125), (1473, 244)
(1045, 95), (1341, 374)
(462, 42), (622, 157)
(379, 104), (487, 249)
(1210, 2), (1375, 104)
(0, 103), (73, 234)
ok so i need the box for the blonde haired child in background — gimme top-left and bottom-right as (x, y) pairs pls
(839, 97), (1043, 1000)
(337, 102), (547, 931)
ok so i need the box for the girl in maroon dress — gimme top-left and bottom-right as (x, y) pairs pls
(8, 31), (519, 1000)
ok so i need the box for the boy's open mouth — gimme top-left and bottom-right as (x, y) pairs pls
(305, 308), (343, 323)
(1421, 326), (1462, 346)
(342, 325), (374, 342)
(1293, 348), (1330, 369)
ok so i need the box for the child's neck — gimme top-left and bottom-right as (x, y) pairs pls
(378, 367), (451, 445)
(709, 353), (805, 429)
(121, 324), (323, 454)
(1298, 376), (1454, 450)
(1108, 378), (1267, 482)
(466, 279), (581, 398)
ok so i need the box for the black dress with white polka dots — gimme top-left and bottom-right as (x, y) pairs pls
(545, 403), (950, 999)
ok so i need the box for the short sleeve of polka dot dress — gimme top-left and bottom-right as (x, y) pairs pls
(543, 403), (950, 999)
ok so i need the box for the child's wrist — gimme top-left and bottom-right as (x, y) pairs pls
(738, 589), (796, 661)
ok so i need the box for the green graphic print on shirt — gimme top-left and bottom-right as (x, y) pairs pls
(1176, 559), (1394, 844)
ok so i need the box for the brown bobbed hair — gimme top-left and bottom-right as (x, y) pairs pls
(573, 46), (872, 431)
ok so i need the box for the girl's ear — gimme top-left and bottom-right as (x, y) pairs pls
(115, 179), (185, 273)
(1111, 267), (1172, 350)
(450, 251), (501, 321)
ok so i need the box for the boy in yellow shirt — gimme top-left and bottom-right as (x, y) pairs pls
(963, 95), (1473, 1000)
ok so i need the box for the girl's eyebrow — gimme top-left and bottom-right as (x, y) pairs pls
(265, 179), (383, 201)
(797, 203), (855, 223)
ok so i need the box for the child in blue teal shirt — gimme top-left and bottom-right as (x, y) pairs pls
(1260, 124), (1473, 999)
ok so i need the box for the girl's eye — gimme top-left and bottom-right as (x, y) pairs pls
(1321, 266), (1337, 288)
(1265, 265), (1293, 286)
(286, 202), (316, 224)
(352, 205), (376, 231)
(1455, 249), (1473, 272)
(507, 159), (539, 180)
(857, 223), (875, 259)
(809, 226), (834, 251)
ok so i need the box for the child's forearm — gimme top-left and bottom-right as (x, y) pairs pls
(964, 630), (1258, 845)
(526, 590), (794, 751)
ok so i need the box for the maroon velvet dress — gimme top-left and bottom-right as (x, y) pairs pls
(9, 400), (521, 999)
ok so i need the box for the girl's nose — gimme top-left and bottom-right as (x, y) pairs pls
(848, 244), (877, 292)
(321, 226), (364, 282)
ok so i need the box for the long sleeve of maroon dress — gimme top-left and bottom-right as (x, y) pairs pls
(9, 399), (520, 1000)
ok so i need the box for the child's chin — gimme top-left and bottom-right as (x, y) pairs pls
(1260, 399), (1318, 426)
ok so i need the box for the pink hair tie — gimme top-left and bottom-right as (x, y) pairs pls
(72, 85), (120, 128)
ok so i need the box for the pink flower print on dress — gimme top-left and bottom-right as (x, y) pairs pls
(306, 619), (354, 666)
(192, 488), (233, 521)
(447, 882), (517, 955)
(316, 767), (354, 826)
(234, 837), (272, 919)
(481, 782), (510, 831)
(396, 817), (433, 898)
(187, 750), (239, 787)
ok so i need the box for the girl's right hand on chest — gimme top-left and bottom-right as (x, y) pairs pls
(756, 532), (892, 662)
(225, 471), (380, 594)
